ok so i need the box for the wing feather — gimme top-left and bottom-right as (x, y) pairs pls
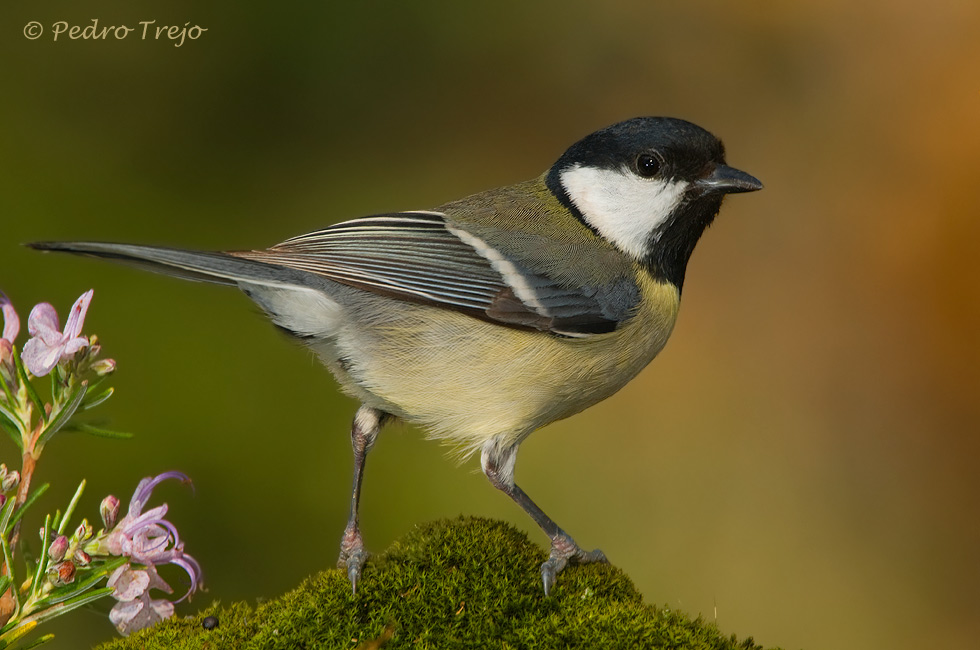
(229, 211), (636, 336)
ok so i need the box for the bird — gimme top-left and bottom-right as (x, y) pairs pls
(30, 117), (762, 595)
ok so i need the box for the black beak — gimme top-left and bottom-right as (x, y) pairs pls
(697, 164), (763, 195)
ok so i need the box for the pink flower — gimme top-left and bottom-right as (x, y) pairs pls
(21, 289), (93, 377)
(103, 473), (201, 582)
(109, 593), (174, 636)
(107, 566), (176, 636)
(95, 472), (202, 635)
(107, 563), (173, 602)
(0, 292), (19, 367)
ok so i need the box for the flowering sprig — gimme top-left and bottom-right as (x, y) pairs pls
(0, 290), (201, 647)
(91, 472), (203, 634)
(0, 290), (124, 469)
(0, 473), (201, 645)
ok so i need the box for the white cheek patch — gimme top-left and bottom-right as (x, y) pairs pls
(560, 164), (689, 260)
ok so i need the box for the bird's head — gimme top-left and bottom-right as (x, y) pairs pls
(546, 116), (762, 288)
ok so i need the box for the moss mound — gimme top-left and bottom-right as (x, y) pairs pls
(96, 517), (777, 649)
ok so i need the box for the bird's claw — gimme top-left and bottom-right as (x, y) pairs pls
(540, 534), (608, 596)
(338, 528), (370, 596)
(340, 549), (369, 595)
(540, 557), (564, 596)
(575, 547), (609, 564)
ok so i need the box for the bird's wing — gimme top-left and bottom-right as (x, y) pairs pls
(229, 211), (639, 337)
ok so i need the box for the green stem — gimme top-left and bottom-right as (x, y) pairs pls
(8, 452), (38, 550)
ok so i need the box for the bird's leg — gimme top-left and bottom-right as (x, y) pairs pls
(338, 406), (387, 594)
(480, 440), (608, 596)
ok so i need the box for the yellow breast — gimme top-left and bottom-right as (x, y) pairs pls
(321, 270), (680, 457)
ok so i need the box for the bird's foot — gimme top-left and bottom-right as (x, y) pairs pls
(337, 526), (370, 595)
(540, 532), (608, 596)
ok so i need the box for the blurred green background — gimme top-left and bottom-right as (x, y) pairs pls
(2, 1), (978, 648)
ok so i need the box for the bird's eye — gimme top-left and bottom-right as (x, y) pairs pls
(635, 153), (662, 178)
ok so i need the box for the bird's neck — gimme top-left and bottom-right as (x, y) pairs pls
(641, 196), (723, 292)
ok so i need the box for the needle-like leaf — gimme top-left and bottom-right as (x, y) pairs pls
(3, 483), (50, 536)
(37, 381), (87, 448)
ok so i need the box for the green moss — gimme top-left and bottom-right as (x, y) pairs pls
(96, 517), (778, 650)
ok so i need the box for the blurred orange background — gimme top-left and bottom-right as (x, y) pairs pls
(1, 2), (978, 648)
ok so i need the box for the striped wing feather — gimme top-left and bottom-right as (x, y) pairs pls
(229, 212), (625, 336)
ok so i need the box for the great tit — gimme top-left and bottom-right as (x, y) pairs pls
(30, 117), (762, 595)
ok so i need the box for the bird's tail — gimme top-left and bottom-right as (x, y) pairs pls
(27, 241), (312, 289)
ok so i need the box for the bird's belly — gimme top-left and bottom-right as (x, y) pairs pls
(314, 279), (680, 456)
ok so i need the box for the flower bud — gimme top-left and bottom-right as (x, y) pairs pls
(101, 495), (121, 529)
(2, 470), (20, 492)
(74, 519), (93, 544)
(91, 358), (116, 376)
(0, 464), (6, 481)
(48, 535), (69, 562)
(75, 550), (92, 566)
(55, 560), (76, 585)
